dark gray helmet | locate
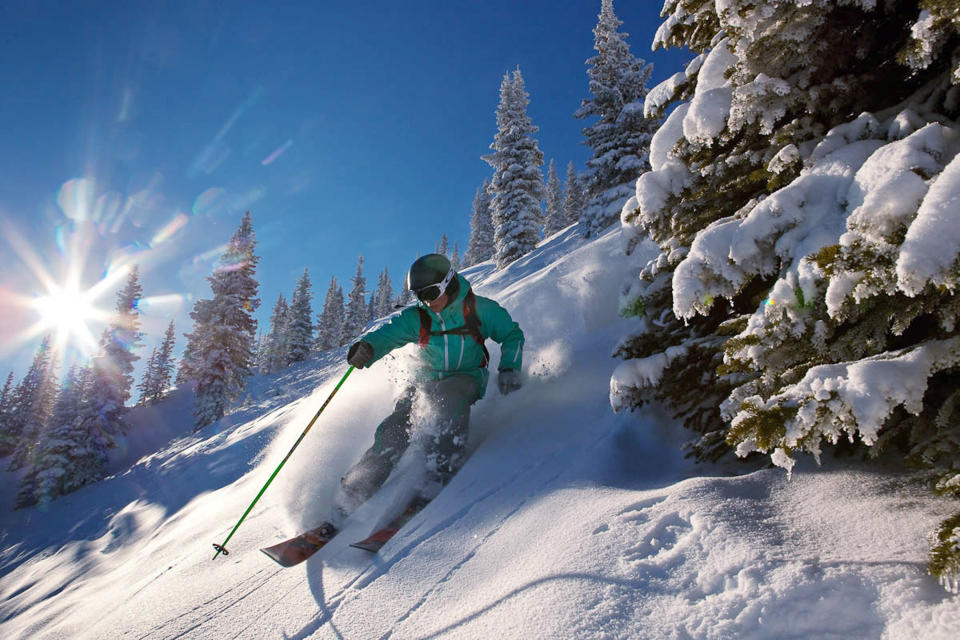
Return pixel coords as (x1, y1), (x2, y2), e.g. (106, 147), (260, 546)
(407, 254), (455, 302)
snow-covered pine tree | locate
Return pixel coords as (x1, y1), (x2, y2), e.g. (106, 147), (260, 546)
(86, 265), (144, 437)
(175, 329), (196, 387)
(315, 277), (346, 351)
(0, 371), (15, 455)
(260, 294), (290, 374)
(464, 179), (495, 267)
(613, 0), (960, 590)
(374, 267), (395, 319)
(186, 212), (261, 429)
(543, 159), (567, 237)
(286, 268), (314, 364)
(0, 371), (12, 410)
(451, 242), (461, 271)
(4, 337), (58, 469)
(437, 234), (449, 258)
(563, 161), (587, 227)
(575, 0), (657, 238)
(343, 256), (370, 343)
(110, 266), (143, 393)
(396, 285), (415, 308)
(136, 347), (158, 406)
(76, 266), (144, 454)
(484, 67), (544, 269)
(149, 320), (176, 401)
(18, 366), (104, 508)
(14, 365), (76, 508)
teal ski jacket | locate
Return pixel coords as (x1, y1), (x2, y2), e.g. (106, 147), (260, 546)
(360, 275), (524, 399)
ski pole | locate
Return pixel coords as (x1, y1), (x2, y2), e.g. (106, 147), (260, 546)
(212, 365), (355, 560)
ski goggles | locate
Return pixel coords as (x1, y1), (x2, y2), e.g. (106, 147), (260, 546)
(412, 266), (456, 302)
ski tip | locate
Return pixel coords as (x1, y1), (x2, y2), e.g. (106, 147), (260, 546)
(350, 540), (387, 553)
(260, 547), (300, 567)
(350, 527), (399, 553)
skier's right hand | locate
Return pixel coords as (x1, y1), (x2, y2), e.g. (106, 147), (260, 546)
(347, 341), (374, 368)
(497, 369), (522, 395)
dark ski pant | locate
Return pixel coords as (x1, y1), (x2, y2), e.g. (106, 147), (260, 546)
(335, 374), (480, 516)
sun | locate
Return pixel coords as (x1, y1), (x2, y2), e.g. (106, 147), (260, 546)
(31, 282), (105, 353)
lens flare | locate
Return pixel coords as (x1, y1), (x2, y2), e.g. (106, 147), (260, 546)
(193, 187), (226, 217)
(138, 293), (187, 312)
(261, 139), (294, 166)
(57, 178), (96, 222)
(151, 212), (189, 246)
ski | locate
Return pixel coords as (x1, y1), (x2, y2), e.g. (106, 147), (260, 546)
(350, 497), (429, 553)
(260, 522), (337, 567)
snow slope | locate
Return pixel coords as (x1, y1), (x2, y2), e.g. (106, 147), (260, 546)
(1, 225), (958, 639)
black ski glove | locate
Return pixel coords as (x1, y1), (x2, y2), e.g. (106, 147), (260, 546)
(347, 341), (374, 369)
(497, 369), (521, 395)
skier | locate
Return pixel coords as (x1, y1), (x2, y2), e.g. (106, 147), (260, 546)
(257, 253), (525, 565)
(336, 253), (524, 520)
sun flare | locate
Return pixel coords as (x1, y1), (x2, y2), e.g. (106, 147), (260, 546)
(32, 282), (105, 352)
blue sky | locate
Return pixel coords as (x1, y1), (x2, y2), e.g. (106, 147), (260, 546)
(0, 0), (689, 383)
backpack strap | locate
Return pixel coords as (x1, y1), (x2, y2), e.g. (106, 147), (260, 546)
(462, 290), (490, 367)
(417, 306), (432, 347)
(416, 289), (490, 368)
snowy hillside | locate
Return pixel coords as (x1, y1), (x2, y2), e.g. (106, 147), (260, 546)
(1, 226), (958, 639)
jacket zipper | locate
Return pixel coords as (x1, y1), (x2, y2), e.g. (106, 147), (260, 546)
(436, 313), (450, 372)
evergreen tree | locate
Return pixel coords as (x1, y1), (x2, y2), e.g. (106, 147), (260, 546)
(18, 366), (103, 508)
(185, 212), (261, 429)
(437, 234), (449, 257)
(374, 267), (395, 319)
(464, 179), (495, 266)
(575, 0), (657, 237)
(563, 161), (587, 227)
(344, 256), (370, 342)
(543, 159), (567, 237)
(451, 242), (461, 271)
(109, 267), (144, 397)
(175, 330), (196, 387)
(76, 266), (143, 455)
(315, 277), (346, 351)
(4, 337), (58, 469)
(0, 371), (15, 455)
(614, 0), (960, 590)
(484, 67), (544, 269)
(396, 285), (415, 308)
(261, 294), (289, 373)
(136, 347), (158, 406)
(253, 329), (266, 370)
(286, 268), (314, 364)
(150, 320), (177, 400)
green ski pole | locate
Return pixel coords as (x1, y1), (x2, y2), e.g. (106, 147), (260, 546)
(212, 365), (355, 560)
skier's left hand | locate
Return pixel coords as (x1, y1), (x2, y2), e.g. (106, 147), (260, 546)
(497, 369), (521, 395)
(347, 341), (374, 368)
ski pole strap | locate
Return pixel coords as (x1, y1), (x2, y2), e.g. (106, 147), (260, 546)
(211, 365), (355, 560)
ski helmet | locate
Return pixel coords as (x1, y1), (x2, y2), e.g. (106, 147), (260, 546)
(407, 253), (455, 302)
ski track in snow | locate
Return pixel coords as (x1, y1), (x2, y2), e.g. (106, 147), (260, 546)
(2, 224), (959, 639)
(129, 567), (282, 640)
